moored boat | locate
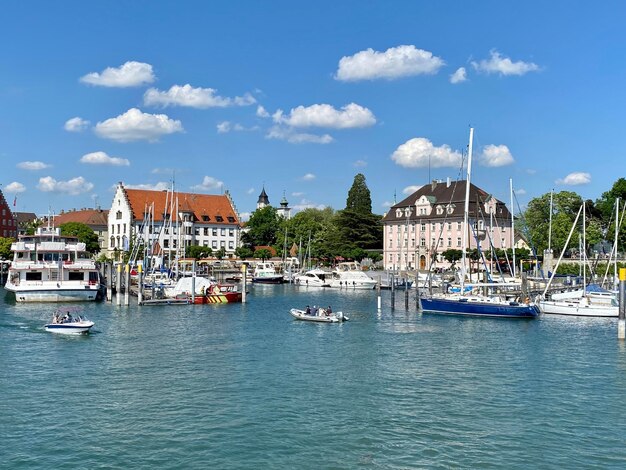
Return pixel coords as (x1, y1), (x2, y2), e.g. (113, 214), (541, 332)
(45, 309), (94, 334)
(327, 262), (377, 290)
(252, 262), (284, 284)
(293, 268), (331, 287)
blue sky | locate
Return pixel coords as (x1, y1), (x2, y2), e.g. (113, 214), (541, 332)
(2, 1), (625, 220)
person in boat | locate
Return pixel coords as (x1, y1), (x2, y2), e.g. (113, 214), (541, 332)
(327, 305), (332, 315)
(312, 305), (319, 316)
(305, 305), (311, 315)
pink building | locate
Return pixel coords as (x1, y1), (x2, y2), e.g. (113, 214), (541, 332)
(382, 179), (513, 271)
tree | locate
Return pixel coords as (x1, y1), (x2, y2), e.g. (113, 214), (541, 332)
(254, 248), (271, 261)
(235, 246), (254, 260)
(241, 206), (280, 248)
(59, 222), (100, 254)
(346, 173), (372, 215)
(0, 237), (13, 260)
(215, 247), (226, 260)
(186, 245), (211, 259)
(595, 178), (626, 251)
(442, 249), (463, 266)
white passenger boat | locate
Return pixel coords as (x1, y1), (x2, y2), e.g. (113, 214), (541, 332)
(293, 269), (331, 287)
(290, 308), (348, 323)
(4, 227), (103, 302)
(327, 262), (377, 290)
(45, 310), (94, 334)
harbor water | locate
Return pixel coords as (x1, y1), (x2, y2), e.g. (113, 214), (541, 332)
(2, 284), (626, 469)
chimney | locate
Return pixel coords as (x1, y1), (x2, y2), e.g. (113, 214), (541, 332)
(447, 177), (451, 188)
(431, 179), (437, 191)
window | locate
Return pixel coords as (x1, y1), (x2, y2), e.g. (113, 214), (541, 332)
(216, 216), (223, 222)
(195, 228), (200, 236)
(221, 228), (226, 236)
(123, 223), (126, 234)
(457, 222), (462, 230)
(502, 238), (506, 248)
(227, 216), (235, 223)
(228, 241), (234, 249)
(204, 228), (209, 236)
(116, 211), (122, 220)
(229, 229), (234, 237)
(212, 228), (217, 236)
(447, 223), (451, 230)
(421, 238), (426, 247)
(448, 237), (452, 247)
(421, 223), (426, 231)
(202, 215), (210, 222)
(457, 237), (462, 247)
(212, 241), (218, 249)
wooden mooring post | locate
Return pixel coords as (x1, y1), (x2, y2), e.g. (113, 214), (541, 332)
(116, 263), (122, 306)
(390, 273), (395, 310)
(137, 264), (144, 305)
(377, 275), (381, 311)
(241, 264), (247, 303)
(124, 264), (130, 306)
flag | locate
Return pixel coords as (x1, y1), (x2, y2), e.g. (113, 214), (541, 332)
(13, 196), (16, 207)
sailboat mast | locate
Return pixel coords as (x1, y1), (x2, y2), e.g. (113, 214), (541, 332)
(583, 200), (586, 289)
(461, 127), (474, 290)
(548, 189), (554, 252)
(615, 198), (620, 288)
(510, 178), (516, 278)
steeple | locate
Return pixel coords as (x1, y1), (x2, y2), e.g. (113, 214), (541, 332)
(257, 186), (270, 210)
(277, 191), (291, 220)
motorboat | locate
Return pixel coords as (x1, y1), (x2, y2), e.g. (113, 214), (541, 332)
(252, 262), (284, 284)
(327, 262), (377, 290)
(290, 307), (348, 323)
(4, 226), (103, 302)
(537, 295), (618, 317)
(293, 269), (331, 287)
(45, 310), (94, 334)
(162, 276), (242, 304)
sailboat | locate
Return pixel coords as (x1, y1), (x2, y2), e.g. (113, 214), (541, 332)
(537, 202), (618, 317)
(419, 128), (539, 319)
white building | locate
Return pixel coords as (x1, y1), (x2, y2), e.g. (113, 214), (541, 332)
(382, 179), (515, 271)
(108, 183), (241, 263)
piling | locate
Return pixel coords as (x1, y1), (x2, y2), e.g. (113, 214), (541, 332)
(404, 282), (409, 310)
(116, 263), (122, 306)
(137, 264), (144, 305)
(106, 261), (113, 302)
(124, 264), (130, 306)
(242, 264), (247, 303)
(619, 268), (625, 340)
(390, 273), (395, 310)
(191, 260), (196, 304)
(377, 275), (381, 311)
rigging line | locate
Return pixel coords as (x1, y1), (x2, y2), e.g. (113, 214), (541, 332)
(468, 218), (493, 282)
(474, 195), (506, 281)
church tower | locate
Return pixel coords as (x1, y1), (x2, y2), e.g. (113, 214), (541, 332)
(277, 191), (291, 220)
(257, 186), (270, 210)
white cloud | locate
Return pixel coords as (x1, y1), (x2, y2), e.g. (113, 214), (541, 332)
(151, 167), (177, 174)
(471, 50), (540, 76)
(37, 176), (94, 195)
(353, 159), (367, 168)
(526, 168), (537, 175)
(403, 185), (423, 195)
(17, 161), (51, 170)
(292, 199), (327, 211)
(80, 61), (155, 87)
(335, 45), (444, 81)
(382, 201), (394, 208)
(144, 84), (255, 108)
(217, 121), (251, 133)
(80, 151), (130, 166)
(391, 137), (462, 168)
(291, 192), (304, 197)
(273, 103), (375, 129)
(477, 144), (514, 167)
(5, 182), (26, 193)
(94, 108), (183, 142)
(191, 176), (224, 191)
(301, 173), (316, 181)
(267, 126), (333, 144)
(556, 172), (591, 186)
(124, 182), (171, 191)
(515, 188), (527, 195)
(450, 67), (467, 84)
(239, 212), (251, 222)
(256, 105), (270, 118)
(64, 117), (90, 132)
(217, 121), (232, 134)
(246, 187), (255, 195)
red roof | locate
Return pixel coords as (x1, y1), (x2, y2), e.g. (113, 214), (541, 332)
(123, 189), (239, 225)
(54, 209), (109, 227)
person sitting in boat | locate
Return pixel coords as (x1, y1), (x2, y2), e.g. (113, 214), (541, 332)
(312, 305), (319, 316)
(305, 305), (311, 315)
(327, 305), (332, 315)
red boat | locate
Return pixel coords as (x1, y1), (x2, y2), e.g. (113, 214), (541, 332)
(189, 283), (242, 304)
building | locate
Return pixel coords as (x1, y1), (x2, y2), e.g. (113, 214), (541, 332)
(108, 183), (242, 263)
(13, 212), (38, 236)
(277, 192), (291, 220)
(257, 187), (270, 210)
(382, 179), (513, 271)
(54, 208), (109, 255)
(0, 190), (18, 239)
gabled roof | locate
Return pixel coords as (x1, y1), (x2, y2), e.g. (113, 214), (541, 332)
(124, 188), (239, 225)
(54, 209), (109, 227)
(383, 179), (510, 222)
(13, 212), (38, 225)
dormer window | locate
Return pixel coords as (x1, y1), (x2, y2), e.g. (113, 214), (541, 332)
(436, 205), (444, 215)
(216, 216), (224, 222)
(202, 215), (210, 222)
(446, 205), (454, 214)
(227, 216), (235, 223)
(395, 209), (402, 217)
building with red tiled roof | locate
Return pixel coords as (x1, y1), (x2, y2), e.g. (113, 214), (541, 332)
(53, 208), (109, 254)
(0, 190), (18, 240)
(108, 182), (242, 263)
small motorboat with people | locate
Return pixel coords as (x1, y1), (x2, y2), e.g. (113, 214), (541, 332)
(45, 308), (94, 334)
(289, 305), (348, 323)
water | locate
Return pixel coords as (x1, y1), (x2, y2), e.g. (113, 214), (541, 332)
(2, 284), (626, 469)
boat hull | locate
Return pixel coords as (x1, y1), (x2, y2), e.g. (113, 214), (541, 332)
(252, 276), (284, 284)
(6, 285), (101, 303)
(45, 321), (94, 334)
(538, 300), (618, 317)
(191, 291), (243, 304)
(420, 297), (539, 318)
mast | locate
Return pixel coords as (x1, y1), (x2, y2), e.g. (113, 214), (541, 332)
(461, 127), (474, 291)
(548, 189), (554, 252)
(583, 200), (586, 290)
(614, 198), (620, 289)
(510, 178), (516, 278)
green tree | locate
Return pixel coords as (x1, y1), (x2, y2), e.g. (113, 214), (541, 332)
(215, 247), (226, 260)
(241, 206), (280, 248)
(59, 222), (100, 254)
(0, 237), (13, 260)
(254, 248), (271, 261)
(595, 178), (626, 251)
(442, 249), (463, 266)
(235, 246), (254, 260)
(186, 245), (211, 259)
(346, 173), (372, 215)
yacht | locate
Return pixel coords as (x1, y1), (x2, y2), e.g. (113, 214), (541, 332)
(294, 268), (331, 287)
(4, 227), (103, 302)
(328, 262), (377, 290)
(252, 262), (284, 284)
